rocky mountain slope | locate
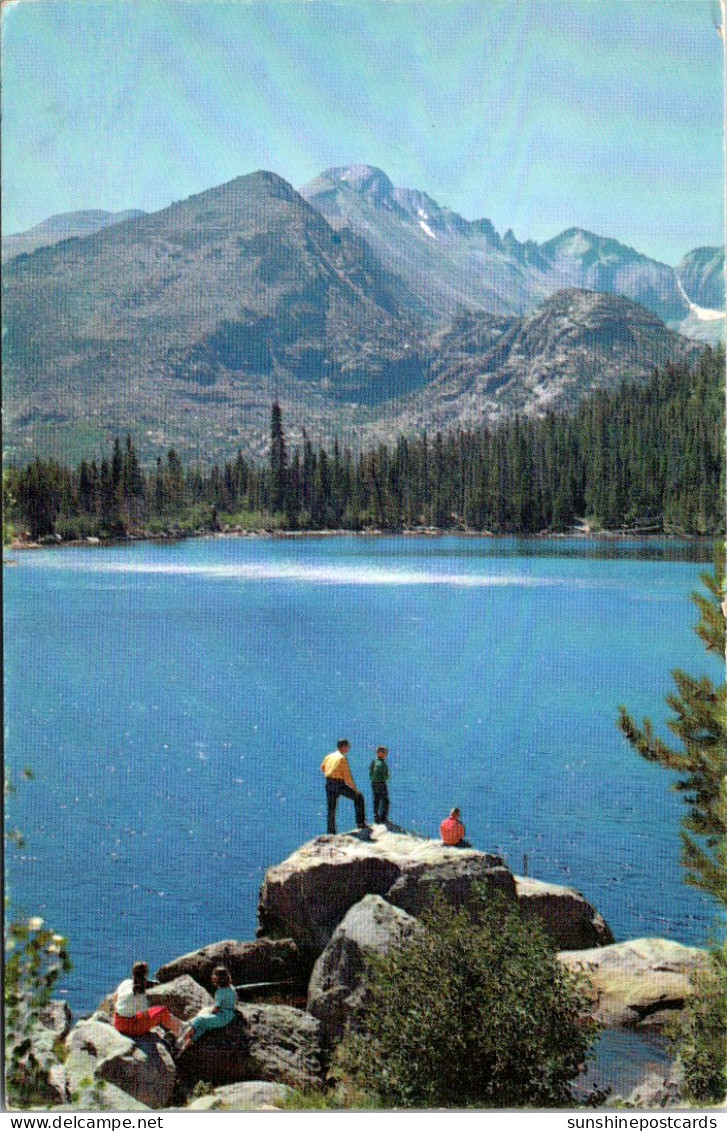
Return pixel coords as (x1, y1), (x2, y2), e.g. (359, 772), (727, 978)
(3, 171), (427, 463)
(676, 245), (725, 310)
(301, 165), (714, 332)
(1, 209), (146, 263)
(380, 289), (700, 439)
(1, 169), (708, 464)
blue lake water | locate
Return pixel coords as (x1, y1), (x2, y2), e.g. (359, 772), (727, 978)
(4, 535), (722, 1022)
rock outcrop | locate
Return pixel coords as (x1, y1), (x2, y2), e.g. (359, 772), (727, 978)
(187, 1080), (292, 1111)
(258, 827), (612, 961)
(52, 829), (704, 1113)
(307, 894), (422, 1043)
(239, 1004), (325, 1090)
(27, 1000), (75, 1104)
(625, 1062), (684, 1109)
(157, 938), (301, 993)
(558, 938), (710, 1029)
(258, 827), (515, 961)
(173, 1011), (249, 1088)
(39, 1001), (73, 1040)
(174, 1004), (324, 1091)
(95, 1034), (176, 1110)
(386, 855), (515, 918)
(515, 876), (614, 950)
(65, 1018), (176, 1109)
(64, 1018), (130, 1095)
(147, 975), (213, 1020)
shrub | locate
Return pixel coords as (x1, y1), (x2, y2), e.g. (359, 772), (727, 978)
(335, 891), (599, 1108)
(54, 513), (102, 541)
(5, 918), (71, 1108)
(218, 508), (282, 531)
(675, 944), (727, 1105)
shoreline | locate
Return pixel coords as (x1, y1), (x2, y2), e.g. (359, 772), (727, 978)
(4, 524), (718, 555)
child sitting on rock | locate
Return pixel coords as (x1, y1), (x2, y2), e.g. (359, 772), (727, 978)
(440, 807), (471, 847)
(178, 965), (238, 1051)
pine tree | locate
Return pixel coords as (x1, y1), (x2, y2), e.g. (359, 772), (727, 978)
(618, 544), (726, 907)
(154, 457), (165, 515)
(122, 435), (144, 523)
(111, 437), (124, 495)
(270, 401), (288, 515)
(165, 449), (184, 514)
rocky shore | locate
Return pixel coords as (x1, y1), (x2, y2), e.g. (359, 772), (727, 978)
(7, 523), (709, 556)
(37, 827), (708, 1112)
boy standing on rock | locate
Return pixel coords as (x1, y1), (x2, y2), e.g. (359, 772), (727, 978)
(321, 739), (367, 834)
(369, 745), (390, 824)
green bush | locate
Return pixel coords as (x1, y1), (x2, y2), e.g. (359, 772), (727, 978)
(219, 508), (285, 531)
(5, 918), (71, 1108)
(675, 944), (727, 1105)
(335, 891), (599, 1108)
(54, 513), (103, 541)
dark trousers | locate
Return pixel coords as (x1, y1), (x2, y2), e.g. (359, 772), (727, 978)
(326, 778), (366, 833)
(372, 782), (390, 823)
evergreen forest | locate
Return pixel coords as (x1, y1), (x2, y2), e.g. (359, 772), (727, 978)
(4, 346), (724, 543)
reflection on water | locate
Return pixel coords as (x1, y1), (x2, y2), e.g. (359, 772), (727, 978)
(577, 1028), (672, 1102)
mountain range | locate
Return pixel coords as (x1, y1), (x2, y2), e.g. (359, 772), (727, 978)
(2, 166), (721, 465)
(301, 165), (724, 331)
(1, 209), (146, 263)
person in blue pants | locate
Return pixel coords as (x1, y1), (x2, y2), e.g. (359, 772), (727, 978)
(178, 966), (237, 1050)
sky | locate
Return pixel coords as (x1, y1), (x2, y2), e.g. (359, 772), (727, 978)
(1, 0), (724, 265)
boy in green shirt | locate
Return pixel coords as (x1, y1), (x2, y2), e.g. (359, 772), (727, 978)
(369, 745), (390, 824)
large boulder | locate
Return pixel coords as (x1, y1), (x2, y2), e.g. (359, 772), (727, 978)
(68, 1082), (153, 1111)
(64, 1018), (133, 1093)
(515, 876), (614, 950)
(157, 938), (301, 993)
(241, 1004), (325, 1090)
(558, 938), (710, 1029)
(188, 1080), (293, 1111)
(95, 1034), (176, 1110)
(307, 894), (422, 1044)
(174, 1004), (324, 1091)
(64, 1017), (176, 1109)
(27, 1000), (75, 1102)
(174, 1011), (248, 1089)
(386, 856), (515, 918)
(39, 1000), (73, 1040)
(147, 975), (213, 1020)
(625, 1063), (684, 1108)
(258, 827), (512, 962)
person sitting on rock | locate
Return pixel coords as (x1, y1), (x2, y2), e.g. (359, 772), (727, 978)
(440, 807), (471, 848)
(369, 745), (390, 824)
(321, 738), (367, 834)
(113, 961), (184, 1039)
(177, 965), (238, 1051)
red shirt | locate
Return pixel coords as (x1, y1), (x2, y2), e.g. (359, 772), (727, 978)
(440, 816), (466, 845)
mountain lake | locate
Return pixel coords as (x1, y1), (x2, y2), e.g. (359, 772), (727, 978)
(4, 533), (722, 1093)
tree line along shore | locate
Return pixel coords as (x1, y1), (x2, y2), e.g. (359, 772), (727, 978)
(3, 347), (724, 546)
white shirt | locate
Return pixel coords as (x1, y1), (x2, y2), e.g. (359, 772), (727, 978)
(115, 977), (148, 1017)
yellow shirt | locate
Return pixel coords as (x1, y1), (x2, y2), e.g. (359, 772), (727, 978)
(321, 751), (356, 791)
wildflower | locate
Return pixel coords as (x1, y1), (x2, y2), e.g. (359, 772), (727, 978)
(26, 917), (44, 931)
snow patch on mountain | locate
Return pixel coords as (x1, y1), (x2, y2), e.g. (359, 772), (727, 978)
(676, 278), (724, 322)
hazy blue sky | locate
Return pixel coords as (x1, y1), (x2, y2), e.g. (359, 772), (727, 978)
(2, 0), (724, 263)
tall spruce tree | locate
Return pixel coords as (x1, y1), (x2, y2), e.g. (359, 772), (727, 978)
(618, 544), (726, 907)
(270, 401), (288, 515)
